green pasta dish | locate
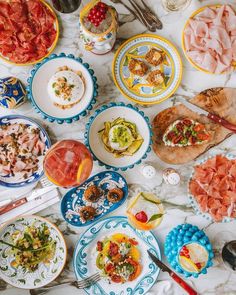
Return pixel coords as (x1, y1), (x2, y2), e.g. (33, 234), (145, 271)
(10, 224), (56, 272)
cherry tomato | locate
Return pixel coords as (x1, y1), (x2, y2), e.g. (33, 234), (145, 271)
(128, 238), (138, 246)
(173, 135), (183, 144)
(183, 119), (192, 126)
(105, 263), (115, 274)
(193, 124), (204, 132)
(195, 262), (202, 269)
(197, 132), (209, 141)
(190, 136), (197, 144)
(108, 242), (119, 257)
(167, 131), (176, 141)
(97, 241), (103, 252)
(135, 211), (148, 223)
(111, 274), (122, 283)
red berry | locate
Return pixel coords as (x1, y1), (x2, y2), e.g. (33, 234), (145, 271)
(96, 11), (101, 17)
(185, 254), (190, 258)
(94, 22), (100, 27)
(135, 211), (148, 223)
(99, 2), (107, 8)
(195, 262), (202, 269)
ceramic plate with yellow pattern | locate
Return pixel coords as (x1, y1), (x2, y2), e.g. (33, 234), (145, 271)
(112, 34), (182, 105)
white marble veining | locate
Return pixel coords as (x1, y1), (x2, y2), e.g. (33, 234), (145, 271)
(0, 0), (236, 294)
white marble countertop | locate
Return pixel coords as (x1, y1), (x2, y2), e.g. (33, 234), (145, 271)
(0, 0), (236, 294)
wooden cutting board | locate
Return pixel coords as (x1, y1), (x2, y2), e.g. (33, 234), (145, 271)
(152, 87), (236, 164)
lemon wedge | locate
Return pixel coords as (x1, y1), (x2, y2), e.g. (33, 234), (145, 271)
(179, 256), (199, 273)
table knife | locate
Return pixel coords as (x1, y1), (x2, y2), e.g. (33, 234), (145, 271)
(0, 186), (56, 215)
(147, 250), (198, 295)
(176, 97), (236, 133)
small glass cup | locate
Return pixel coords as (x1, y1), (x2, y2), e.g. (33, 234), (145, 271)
(52, 0), (81, 13)
(161, 0), (191, 12)
(126, 192), (164, 231)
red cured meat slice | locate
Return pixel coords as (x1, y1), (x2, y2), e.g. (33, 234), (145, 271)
(191, 155), (236, 221)
(0, 0), (57, 64)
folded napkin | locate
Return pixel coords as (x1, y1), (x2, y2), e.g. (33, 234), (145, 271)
(0, 188), (60, 225)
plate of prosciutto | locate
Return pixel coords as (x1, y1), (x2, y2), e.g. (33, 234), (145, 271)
(189, 154), (236, 222)
(0, 115), (50, 188)
(182, 4), (236, 74)
(0, 0), (59, 66)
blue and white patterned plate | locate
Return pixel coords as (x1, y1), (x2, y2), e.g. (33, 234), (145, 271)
(0, 215), (67, 289)
(27, 53), (98, 124)
(188, 153), (236, 223)
(61, 171), (128, 227)
(112, 34), (182, 105)
(0, 115), (50, 188)
(73, 216), (161, 295)
(85, 102), (152, 171)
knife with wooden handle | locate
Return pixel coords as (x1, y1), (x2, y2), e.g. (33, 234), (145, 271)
(176, 97), (236, 133)
(0, 186), (56, 215)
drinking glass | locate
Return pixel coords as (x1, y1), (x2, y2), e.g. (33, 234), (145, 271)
(162, 0), (191, 12)
(52, 0), (81, 13)
(43, 140), (93, 188)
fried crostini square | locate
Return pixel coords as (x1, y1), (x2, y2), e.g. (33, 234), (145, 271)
(128, 58), (148, 76)
(145, 48), (163, 66)
(147, 70), (164, 86)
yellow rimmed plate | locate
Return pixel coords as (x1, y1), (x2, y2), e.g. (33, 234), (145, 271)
(0, 0), (59, 66)
(182, 4), (236, 75)
(112, 34), (182, 105)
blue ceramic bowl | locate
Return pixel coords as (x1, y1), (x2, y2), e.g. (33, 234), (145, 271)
(164, 223), (214, 278)
(0, 77), (26, 109)
(27, 53), (98, 124)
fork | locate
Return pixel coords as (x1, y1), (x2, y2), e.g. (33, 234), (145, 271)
(111, 0), (156, 32)
(128, 0), (162, 30)
(30, 273), (101, 295)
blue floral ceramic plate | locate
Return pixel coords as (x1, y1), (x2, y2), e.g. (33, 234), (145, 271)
(85, 102), (152, 170)
(61, 171), (128, 227)
(0, 115), (50, 188)
(0, 215), (67, 289)
(73, 216), (161, 295)
(112, 34), (182, 105)
(27, 53), (98, 124)
(188, 153), (236, 223)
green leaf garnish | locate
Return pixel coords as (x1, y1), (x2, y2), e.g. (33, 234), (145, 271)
(148, 214), (163, 223)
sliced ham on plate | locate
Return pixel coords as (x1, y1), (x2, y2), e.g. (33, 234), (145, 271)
(183, 5), (236, 73)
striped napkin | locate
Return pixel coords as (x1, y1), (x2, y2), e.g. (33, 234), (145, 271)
(0, 188), (60, 225)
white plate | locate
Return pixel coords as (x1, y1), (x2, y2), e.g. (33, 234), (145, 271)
(0, 215), (67, 289)
(27, 53), (98, 123)
(85, 103), (152, 170)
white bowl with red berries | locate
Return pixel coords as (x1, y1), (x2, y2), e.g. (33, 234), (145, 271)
(79, 0), (118, 54)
